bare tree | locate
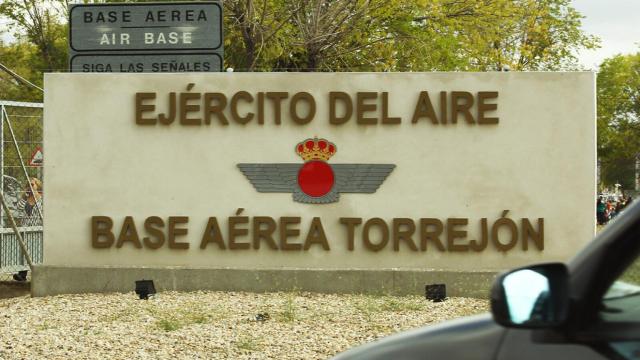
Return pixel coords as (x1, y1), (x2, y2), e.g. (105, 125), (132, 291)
(290, 0), (378, 71)
(226, 0), (297, 71)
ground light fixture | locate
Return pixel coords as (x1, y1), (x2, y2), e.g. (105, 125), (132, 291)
(12, 270), (28, 282)
(425, 284), (447, 302)
(135, 280), (156, 300)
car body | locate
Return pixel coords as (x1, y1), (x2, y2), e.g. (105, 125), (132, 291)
(333, 201), (640, 360)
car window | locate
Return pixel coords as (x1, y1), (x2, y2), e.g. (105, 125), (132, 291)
(603, 260), (640, 303)
(602, 258), (640, 359)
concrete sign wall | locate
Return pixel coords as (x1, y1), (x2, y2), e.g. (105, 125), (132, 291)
(40, 72), (596, 296)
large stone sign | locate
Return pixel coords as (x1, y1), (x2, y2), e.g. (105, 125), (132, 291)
(36, 72), (596, 297)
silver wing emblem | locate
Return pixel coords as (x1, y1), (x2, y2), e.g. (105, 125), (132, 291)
(237, 163), (395, 204)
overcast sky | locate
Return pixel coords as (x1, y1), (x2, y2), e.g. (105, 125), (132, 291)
(1, 1), (639, 70)
(573, 0), (640, 69)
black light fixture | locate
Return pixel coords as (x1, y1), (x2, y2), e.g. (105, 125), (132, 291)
(12, 270), (28, 282)
(425, 283), (446, 302)
(135, 279), (156, 300)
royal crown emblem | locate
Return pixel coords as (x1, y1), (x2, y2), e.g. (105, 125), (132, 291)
(295, 137), (336, 161)
(238, 137), (395, 204)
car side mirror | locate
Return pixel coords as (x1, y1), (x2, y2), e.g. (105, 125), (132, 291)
(491, 263), (569, 329)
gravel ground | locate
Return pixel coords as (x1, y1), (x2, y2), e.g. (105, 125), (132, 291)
(0, 291), (488, 360)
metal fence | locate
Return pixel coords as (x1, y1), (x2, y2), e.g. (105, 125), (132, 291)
(0, 101), (43, 282)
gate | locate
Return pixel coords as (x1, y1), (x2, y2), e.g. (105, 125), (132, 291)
(0, 101), (43, 281)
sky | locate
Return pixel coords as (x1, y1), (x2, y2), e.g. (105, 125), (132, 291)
(1, 1), (639, 70)
(573, 0), (640, 69)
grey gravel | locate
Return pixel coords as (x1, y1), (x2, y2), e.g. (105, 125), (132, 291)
(0, 291), (488, 359)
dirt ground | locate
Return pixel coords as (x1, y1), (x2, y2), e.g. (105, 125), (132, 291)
(0, 291), (488, 359)
(0, 281), (29, 299)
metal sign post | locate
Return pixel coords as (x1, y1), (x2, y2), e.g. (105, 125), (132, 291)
(635, 154), (640, 191)
(0, 189), (33, 269)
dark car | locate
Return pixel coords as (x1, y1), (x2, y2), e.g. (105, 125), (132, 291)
(333, 200), (640, 360)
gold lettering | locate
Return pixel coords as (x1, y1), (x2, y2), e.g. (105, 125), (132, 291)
(168, 216), (189, 249)
(329, 92), (353, 125)
(135, 92), (156, 125)
(91, 216), (114, 248)
(478, 91), (499, 124)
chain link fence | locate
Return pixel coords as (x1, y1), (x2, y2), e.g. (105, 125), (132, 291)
(0, 101), (43, 283)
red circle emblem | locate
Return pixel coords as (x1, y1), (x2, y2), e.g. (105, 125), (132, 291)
(297, 161), (334, 197)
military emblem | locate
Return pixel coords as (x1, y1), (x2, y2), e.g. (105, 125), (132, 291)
(238, 137), (395, 204)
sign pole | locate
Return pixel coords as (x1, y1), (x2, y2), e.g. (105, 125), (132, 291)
(0, 188), (33, 269)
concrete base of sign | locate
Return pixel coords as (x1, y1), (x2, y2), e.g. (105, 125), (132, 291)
(31, 265), (497, 298)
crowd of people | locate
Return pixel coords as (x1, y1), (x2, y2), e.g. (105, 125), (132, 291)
(596, 195), (633, 225)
